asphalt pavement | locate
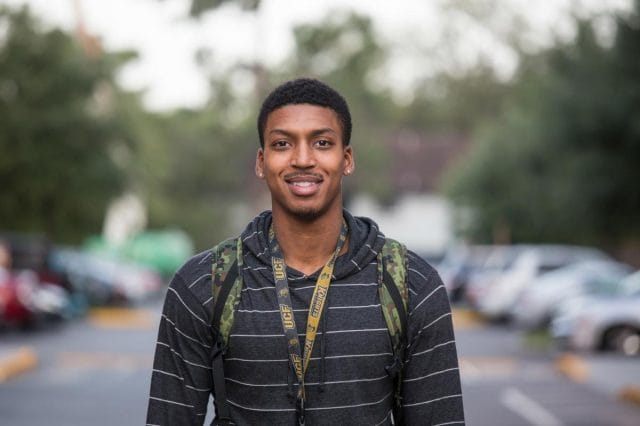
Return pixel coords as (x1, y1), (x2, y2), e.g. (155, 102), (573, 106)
(0, 302), (639, 425)
(454, 309), (640, 425)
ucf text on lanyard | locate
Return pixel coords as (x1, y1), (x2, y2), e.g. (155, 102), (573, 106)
(269, 220), (348, 425)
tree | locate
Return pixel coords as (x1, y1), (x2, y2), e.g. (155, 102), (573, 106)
(0, 6), (134, 243)
(187, 0), (259, 16)
(273, 12), (399, 201)
(445, 2), (640, 250)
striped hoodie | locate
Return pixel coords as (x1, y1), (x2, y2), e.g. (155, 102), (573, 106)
(147, 210), (464, 425)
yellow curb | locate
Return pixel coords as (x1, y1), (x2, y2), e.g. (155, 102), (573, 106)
(452, 308), (484, 330)
(88, 307), (156, 330)
(0, 346), (39, 382)
(617, 386), (640, 406)
(555, 352), (589, 383)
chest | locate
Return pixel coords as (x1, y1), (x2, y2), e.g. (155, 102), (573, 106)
(224, 271), (394, 384)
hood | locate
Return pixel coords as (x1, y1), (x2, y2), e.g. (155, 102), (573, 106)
(240, 210), (385, 281)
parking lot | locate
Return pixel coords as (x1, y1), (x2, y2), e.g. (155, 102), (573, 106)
(454, 309), (640, 425)
(1, 302), (639, 425)
(2, 239), (639, 425)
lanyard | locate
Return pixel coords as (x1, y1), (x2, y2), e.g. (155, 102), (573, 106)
(269, 220), (348, 424)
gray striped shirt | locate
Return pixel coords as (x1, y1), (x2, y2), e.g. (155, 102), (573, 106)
(147, 211), (464, 425)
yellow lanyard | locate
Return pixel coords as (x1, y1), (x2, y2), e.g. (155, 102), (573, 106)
(269, 221), (348, 422)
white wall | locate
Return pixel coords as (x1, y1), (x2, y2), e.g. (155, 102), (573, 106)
(348, 193), (454, 256)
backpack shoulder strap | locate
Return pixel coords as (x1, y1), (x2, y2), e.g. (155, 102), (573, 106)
(377, 237), (409, 424)
(377, 237), (409, 348)
(211, 237), (243, 425)
(212, 236), (244, 350)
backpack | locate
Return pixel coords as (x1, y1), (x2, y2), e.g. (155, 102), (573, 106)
(210, 236), (409, 425)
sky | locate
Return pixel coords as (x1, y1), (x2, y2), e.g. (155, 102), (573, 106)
(3, 0), (631, 111)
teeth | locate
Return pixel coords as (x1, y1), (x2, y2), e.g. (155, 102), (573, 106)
(292, 182), (315, 187)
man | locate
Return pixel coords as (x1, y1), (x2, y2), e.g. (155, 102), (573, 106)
(146, 78), (464, 425)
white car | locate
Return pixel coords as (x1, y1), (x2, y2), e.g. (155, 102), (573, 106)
(477, 245), (608, 321)
(511, 260), (632, 329)
(464, 245), (522, 308)
(552, 270), (640, 355)
(437, 244), (497, 302)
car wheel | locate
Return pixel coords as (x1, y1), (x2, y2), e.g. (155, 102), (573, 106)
(603, 326), (640, 356)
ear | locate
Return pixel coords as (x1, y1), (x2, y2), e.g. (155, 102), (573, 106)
(343, 146), (355, 176)
(255, 148), (265, 178)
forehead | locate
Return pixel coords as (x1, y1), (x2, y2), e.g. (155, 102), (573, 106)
(265, 104), (341, 136)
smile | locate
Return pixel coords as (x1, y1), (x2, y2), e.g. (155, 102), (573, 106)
(291, 181), (316, 187)
(284, 174), (322, 196)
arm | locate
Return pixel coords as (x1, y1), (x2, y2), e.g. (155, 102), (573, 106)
(146, 271), (215, 426)
(401, 252), (465, 425)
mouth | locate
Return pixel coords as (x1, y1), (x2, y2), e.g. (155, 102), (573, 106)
(284, 173), (323, 196)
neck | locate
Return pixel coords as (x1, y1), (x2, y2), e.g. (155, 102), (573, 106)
(271, 209), (346, 275)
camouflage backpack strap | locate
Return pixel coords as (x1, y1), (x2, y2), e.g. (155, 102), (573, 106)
(212, 236), (244, 350)
(377, 237), (408, 424)
(377, 237), (409, 350)
(211, 237), (243, 425)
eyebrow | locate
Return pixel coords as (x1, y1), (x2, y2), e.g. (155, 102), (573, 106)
(268, 128), (337, 138)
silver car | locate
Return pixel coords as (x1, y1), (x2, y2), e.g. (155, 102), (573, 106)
(552, 270), (640, 355)
(511, 260), (632, 330)
(477, 245), (608, 321)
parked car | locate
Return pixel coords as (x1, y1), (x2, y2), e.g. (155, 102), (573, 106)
(511, 260), (632, 329)
(0, 235), (75, 328)
(477, 245), (608, 321)
(552, 270), (640, 355)
(464, 245), (523, 308)
(0, 269), (72, 328)
(437, 244), (497, 302)
(52, 249), (163, 305)
(0, 269), (34, 328)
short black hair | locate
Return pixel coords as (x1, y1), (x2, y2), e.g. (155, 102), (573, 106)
(257, 78), (352, 147)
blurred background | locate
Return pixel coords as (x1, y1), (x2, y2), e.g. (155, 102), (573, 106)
(0, 0), (639, 425)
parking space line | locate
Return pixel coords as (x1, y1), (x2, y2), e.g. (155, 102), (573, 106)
(554, 352), (588, 383)
(88, 307), (157, 330)
(459, 356), (517, 380)
(618, 386), (640, 406)
(451, 308), (484, 330)
(56, 351), (153, 370)
(0, 346), (38, 382)
(500, 386), (564, 426)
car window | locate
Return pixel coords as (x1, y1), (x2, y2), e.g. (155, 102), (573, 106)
(584, 278), (619, 295)
(621, 272), (640, 296)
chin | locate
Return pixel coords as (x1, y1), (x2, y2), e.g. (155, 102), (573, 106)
(287, 206), (325, 221)
(279, 200), (337, 222)
(274, 193), (343, 222)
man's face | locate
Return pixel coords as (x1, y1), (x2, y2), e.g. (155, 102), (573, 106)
(256, 103), (354, 221)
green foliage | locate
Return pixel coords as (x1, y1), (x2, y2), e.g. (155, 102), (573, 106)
(140, 95), (258, 249)
(407, 64), (512, 134)
(173, 0), (260, 17)
(0, 6), (130, 243)
(445, 4), (640, 245)
(275, 12), (397, 201)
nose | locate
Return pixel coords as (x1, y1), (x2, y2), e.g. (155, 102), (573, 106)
(290, 143), (316, 169)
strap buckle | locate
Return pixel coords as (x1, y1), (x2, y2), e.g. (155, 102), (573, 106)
(385, 353), (403, 378)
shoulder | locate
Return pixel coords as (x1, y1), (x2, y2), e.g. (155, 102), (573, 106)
(404, 249), (450, 314)
(169, 249), (215, 308)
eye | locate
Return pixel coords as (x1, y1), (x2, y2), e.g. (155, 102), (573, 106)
(271, 140), (290, 150)
(315, 139), (333, 149)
